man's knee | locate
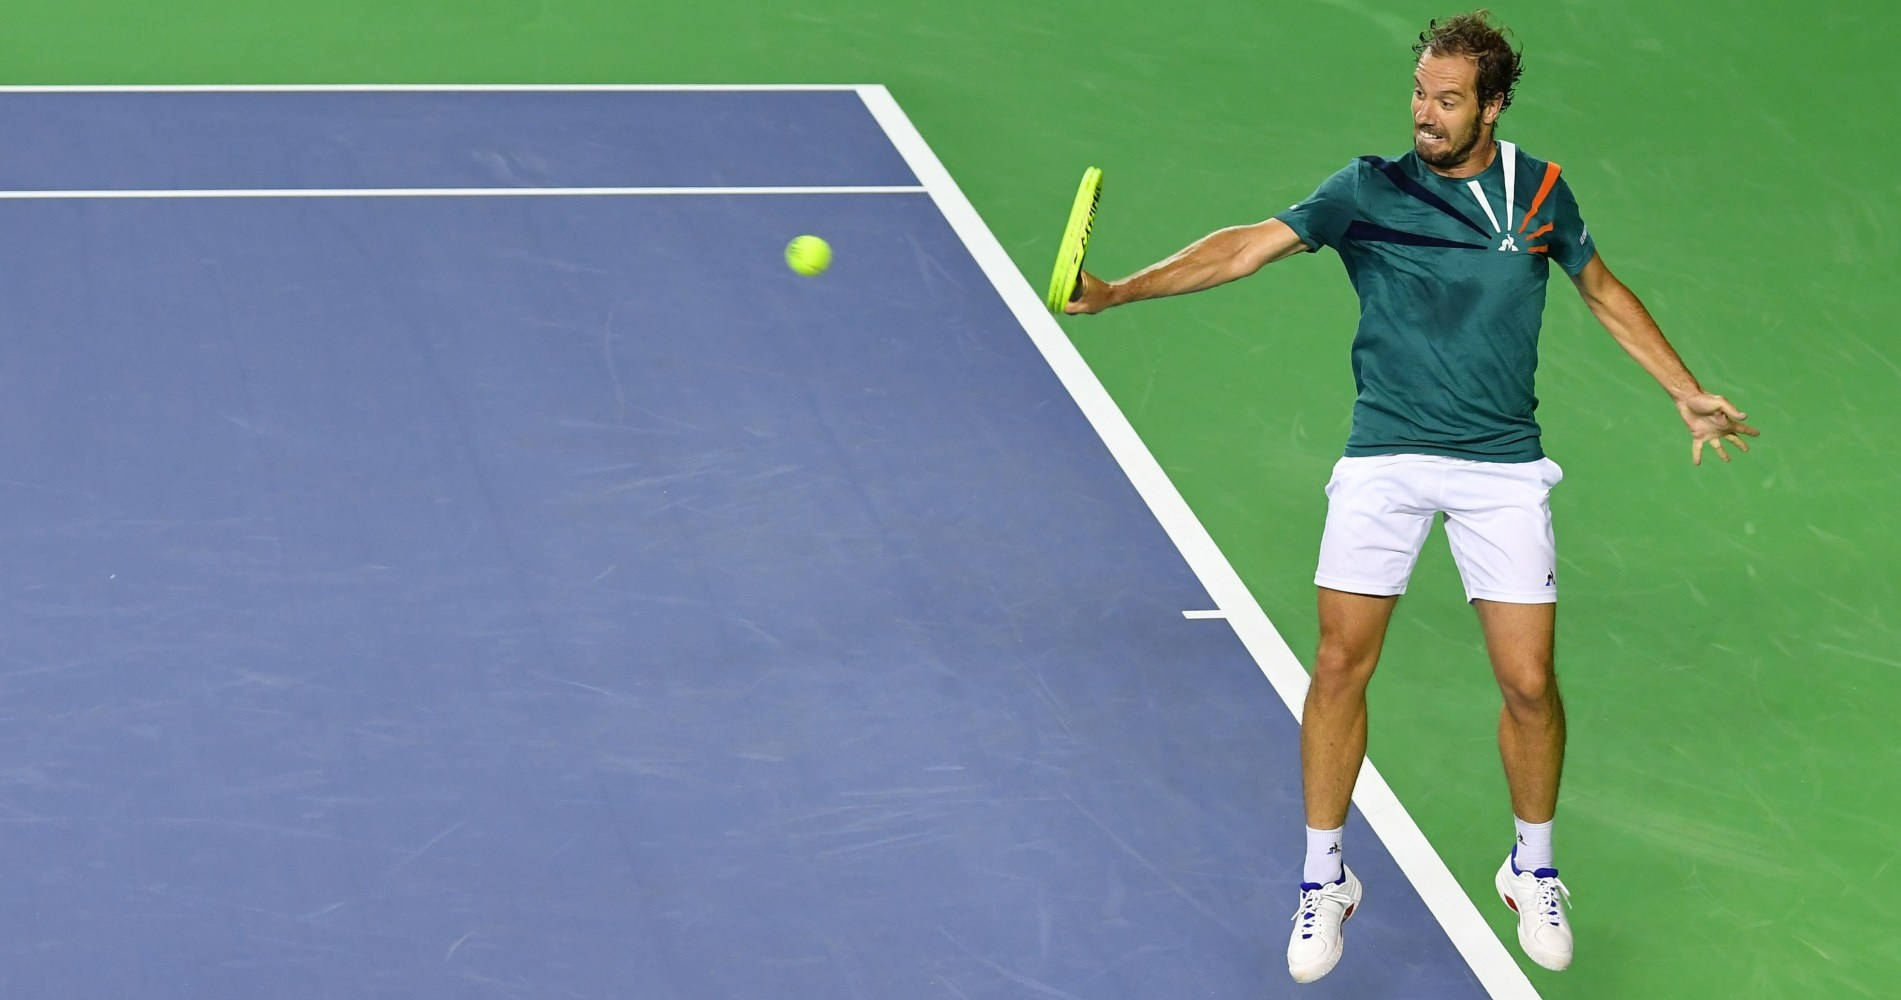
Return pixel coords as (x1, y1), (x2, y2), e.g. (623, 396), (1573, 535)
(1311, 636), (1381, 694)
(1497, 663), (1560, 718)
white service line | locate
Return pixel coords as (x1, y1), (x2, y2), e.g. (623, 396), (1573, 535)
(1181, 610), (1228, 620)
(854, 82), (1538, 1000)
(0, 186), (926, 200)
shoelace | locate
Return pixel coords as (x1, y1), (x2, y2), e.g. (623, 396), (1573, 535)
(1292, 882), (1356, 936)
(1529, 874), (1571, 925)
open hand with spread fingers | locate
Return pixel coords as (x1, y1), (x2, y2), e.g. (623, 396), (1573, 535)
(1676, 392), (1760, 465)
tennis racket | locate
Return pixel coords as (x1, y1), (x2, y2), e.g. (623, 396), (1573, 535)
(1044, 166), (1103, 313)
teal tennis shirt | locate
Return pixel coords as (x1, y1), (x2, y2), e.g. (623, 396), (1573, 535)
(1276, 140), (1596, 462)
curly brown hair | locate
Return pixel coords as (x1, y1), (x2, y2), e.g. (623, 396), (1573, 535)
(1413, 10), (1524, 116)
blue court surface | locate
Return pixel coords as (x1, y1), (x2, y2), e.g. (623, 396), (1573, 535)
(0, 88), (1528, 998)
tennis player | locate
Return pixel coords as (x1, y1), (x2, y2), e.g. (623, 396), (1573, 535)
(1064, 9), (1758, 983)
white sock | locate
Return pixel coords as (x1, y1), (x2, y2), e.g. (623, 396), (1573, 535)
(1513, 816), (1555, 872)
(1303, 825), (1345, 885)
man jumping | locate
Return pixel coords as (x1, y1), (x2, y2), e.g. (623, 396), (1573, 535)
(1063, 8), (1759, 983)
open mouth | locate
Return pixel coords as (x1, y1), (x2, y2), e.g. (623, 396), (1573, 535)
(1417, 129), (1445, 143)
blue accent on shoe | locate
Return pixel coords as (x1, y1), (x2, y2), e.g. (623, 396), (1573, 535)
(1509, 845), (1560, 879)
(1299, 882), (1325, 891)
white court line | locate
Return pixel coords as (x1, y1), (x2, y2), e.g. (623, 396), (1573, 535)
(1181, 610), (1228, 620)
(855, 83), (1539, 1000)
(0, 186), (926, 200)
(0, 87), (920, 201)
(0, 84), (870, 93)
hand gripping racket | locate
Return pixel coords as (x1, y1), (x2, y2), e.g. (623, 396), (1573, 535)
(1044, 166), (1102, 313)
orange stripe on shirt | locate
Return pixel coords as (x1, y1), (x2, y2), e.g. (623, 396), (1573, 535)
(1519, 162), (1562, 232)
(1526, 222), (1555, 240)
(1527, 245), (1550, 253)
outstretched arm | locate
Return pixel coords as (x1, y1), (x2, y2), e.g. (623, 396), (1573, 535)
(1065, 218), (1309, 315)
(1569, 253), (1760, 465)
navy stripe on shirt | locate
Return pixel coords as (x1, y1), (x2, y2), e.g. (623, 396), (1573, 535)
(1358, 155), (1491, 238)
(1342, 220), (1489, 250)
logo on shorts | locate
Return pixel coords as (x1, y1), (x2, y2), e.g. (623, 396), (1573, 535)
(1545, 571), (1555, 587)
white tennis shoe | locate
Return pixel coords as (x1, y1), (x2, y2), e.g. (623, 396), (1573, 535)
(1495, 851), (1573, 971)
(1287, 866), (1361, 983)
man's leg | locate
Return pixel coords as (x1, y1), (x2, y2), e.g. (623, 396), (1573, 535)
(1474, 597), (1573, 971)
(1472, 599), (1562, 825)
(1287, 586), (1399, 984)
(1301, 587), (1402, 831)
(1439, 457), (1567, 851)
(1294, 455), (1433, 983)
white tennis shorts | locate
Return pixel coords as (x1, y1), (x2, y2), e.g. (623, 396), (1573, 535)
(1314, 453), (1564, 604)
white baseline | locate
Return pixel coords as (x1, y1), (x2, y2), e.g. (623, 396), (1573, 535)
(0, 186), (925, 200)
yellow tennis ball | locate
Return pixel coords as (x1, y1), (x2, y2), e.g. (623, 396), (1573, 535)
(785, 235), (831, 276)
